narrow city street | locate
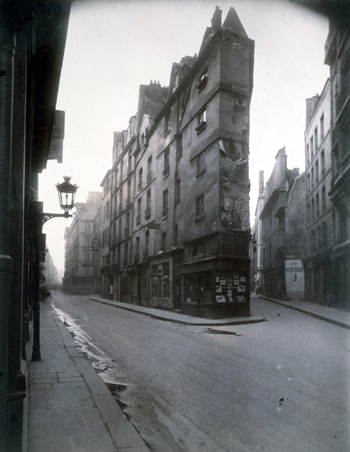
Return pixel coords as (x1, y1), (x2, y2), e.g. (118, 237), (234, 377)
(51, 292), (349, 452)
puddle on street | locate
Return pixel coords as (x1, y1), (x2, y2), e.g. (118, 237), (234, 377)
(204, 328), (243, 336)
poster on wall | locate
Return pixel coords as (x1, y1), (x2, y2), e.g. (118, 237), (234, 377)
(216, 295), (226, 303)
(237, 285), (246, 293)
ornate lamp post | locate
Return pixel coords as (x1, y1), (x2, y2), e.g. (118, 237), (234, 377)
(30, 177), (78, 361)
(41, 176), (78, 224)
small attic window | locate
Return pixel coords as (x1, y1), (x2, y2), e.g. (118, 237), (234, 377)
(196, 68), (208, 92)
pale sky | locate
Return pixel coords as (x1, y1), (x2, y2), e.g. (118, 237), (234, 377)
(40, 0), (329, 277)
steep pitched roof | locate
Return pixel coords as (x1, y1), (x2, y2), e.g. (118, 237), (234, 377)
(222, 7), (248, 38)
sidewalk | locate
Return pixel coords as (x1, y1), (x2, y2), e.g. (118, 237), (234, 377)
(90, 294), (350, 330)
(26, 295), (349, 452)
(258, 295), (350, 330)
(26, 300), (150, 452)
(89, 296), (265, 325)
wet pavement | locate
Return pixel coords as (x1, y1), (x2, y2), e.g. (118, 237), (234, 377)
(25, 293), (350, 451)
(26, 300), (150, 452)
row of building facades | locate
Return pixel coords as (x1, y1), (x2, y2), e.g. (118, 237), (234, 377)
(0, 1), (71, 449)
(64, 7), (350, 313)
(63, 7), (254, 319)
(251, 14), (349, 311)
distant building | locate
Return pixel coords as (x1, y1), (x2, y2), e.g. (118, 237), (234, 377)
(42, 249), (59, 289)
(259, 148), (306, 300)
(325, 18), (350, 309)
(92, 204), (103, 295)
(304, 79), (333, 304)
(63, 192), (102, 294)
(101, 7), (254, 318)
(250, 171), (266, 293)
(100, 170), (112, 298)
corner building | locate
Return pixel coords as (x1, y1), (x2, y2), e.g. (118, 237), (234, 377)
(110, 7), (254, 318)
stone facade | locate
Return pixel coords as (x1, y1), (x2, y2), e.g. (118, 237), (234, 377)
(0, 1), (71, 448)
(64, 192), (102, 294)
(97, 7), (254, 318)
(304, 79), (333, 304)
(259, 148), (307, 300)
(325, 18), (350, 310)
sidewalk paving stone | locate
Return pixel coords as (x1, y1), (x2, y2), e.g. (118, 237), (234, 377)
(26, 301), (150, 452)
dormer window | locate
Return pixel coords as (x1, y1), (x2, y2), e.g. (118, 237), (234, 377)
(197, 69), (208, 91)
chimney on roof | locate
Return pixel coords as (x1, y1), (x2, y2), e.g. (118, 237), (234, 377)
(211, 6), (222, 33)
(305, 94), (320, 128)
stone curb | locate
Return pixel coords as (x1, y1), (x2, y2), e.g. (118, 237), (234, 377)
(50, 305), (151, 452)
(260, 296), (350, 330)
(89, 297), (265, 326)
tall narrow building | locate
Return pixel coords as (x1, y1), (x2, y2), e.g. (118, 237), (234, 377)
(101, 7), (254, 318)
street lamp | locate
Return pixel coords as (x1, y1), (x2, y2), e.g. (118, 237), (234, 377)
(30, 176), (78, 361)
(41, 176), (79, 224)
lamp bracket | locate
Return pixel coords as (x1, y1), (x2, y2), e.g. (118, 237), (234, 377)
(41, 212), (72, 225)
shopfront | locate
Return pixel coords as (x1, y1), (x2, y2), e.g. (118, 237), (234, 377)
(181, 258), (250, 318)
